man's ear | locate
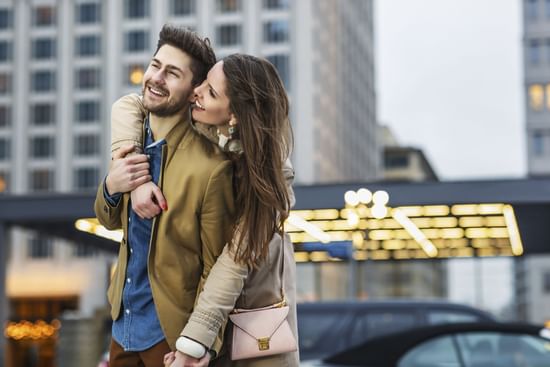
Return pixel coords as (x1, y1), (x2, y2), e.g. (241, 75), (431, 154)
(229, 113), (238, 126)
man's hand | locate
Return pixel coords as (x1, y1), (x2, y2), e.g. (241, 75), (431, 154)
(169, 350), (211, 367)
(131, 181), (167, 219)
(106, 144), (151, 195)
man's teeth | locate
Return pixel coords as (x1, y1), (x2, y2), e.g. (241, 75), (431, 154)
(149, 87), (167, 96)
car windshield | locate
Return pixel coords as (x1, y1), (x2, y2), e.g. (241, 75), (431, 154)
(398, 331), (550, 367)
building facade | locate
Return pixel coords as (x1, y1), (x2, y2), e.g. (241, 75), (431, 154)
(518, 0), (550, 324)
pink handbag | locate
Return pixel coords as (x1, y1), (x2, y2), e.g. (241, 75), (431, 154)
(228, 243), (297, 360)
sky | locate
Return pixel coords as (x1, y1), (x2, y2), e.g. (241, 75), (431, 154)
(375, 0), (525, 181)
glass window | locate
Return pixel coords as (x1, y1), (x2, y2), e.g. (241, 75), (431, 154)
(266, 54), (290, 90)
(263, 0), (289, 9)
(427, 311), (481, 324)
(75, 100), (100, 123)
(543, 272), (550, 292)
(29, 169), (55, 191)
(385, 154), (409, 168)
(0, 41), (11, 62)
(125, 30), (149, 52)
(527, 0), (539, 20)
(29, 136), (55, 158)
(32, 71), (55, 92)
(216, 0), (241, 12)
(28, 235), (53, 258)
(529, 39), (541, 65)
(533, 131), (544, 156)
(0, 9), (13, 29)
(0, 138), (10, 160)
(216, 24), (242, 47)
(529, 84), (544, 111)
(263, 21), (289, 43)
(125, 0), (150, 19)
(0, 73), (10, 94)
(74, 134), (99, 156)
(125, 63), (146, 86)
(73, 243), (98, 257)
(76, 2), (101, 24)
(0, 171), (8, 193)
(74, 167), (99, 190)
(0, 105), (10, 127)
(398, 335), (460, 367)
(75, 68), (100, 89)
(31, 103), (56, 126)
(76, 35), (101, 57)
(32, 6), (56, 27)
(32, 38), (56, 60)
(172, 0), (196, 15)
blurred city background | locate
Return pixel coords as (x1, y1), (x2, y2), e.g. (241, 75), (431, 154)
(0, 0), (548, 366)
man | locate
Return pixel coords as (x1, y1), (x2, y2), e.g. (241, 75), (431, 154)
(94, 24), (235, 367)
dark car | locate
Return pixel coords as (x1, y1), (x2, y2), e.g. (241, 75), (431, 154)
(297, 300), (496, 360)
(302, 322), (550, 367)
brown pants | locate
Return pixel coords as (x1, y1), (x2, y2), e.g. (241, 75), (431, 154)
(109, 339), (172, 367)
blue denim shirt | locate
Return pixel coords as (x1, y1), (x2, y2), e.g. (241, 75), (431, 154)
(105, 118), (166, 351)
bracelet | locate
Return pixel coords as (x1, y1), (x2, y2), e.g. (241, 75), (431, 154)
(175, 336), (207, 359)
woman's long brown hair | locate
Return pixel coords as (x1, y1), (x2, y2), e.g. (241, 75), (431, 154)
(222, 54), (293, 267)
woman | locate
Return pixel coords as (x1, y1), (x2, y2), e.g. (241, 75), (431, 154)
(111, 54), (299, 367)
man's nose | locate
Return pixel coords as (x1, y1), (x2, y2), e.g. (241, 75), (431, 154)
(151, 69), (165, 84)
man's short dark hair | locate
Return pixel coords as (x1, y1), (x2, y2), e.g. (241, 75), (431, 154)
(155, 24), (216, 86)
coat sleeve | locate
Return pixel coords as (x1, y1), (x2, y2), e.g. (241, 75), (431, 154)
(182, 160), (297, 354)
(94, 179), (123, 230)
(111, 93), (146, 155)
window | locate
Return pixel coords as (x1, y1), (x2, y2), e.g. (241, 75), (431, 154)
(74, 243), (98, 257)
(0, 73), (11, 94)
(32, 38), (56, 60)
(30, 136), (55, 158)
(31, 103), (56, 126)
(32, 71), (56, 92)
(533, 131), (544, 156)
(29, 169), (55, 191)
(527, 0), (539, 20)
(0, 138), (9, 160)
(125, 30), (149, 52)
(216, 24), (242, 47)
(216, 0), (241, 12)
(0, 105), (10, 127)
(74, 134), (99, 156)
(74, 167), (99, 190)
(398, 335), (460, 367)
(125, 63), (146, 86)
(0, 9), (13, 29)
(75, 68), (100, 89)
(0, 41), (11, 62)
(546, 0), (550, 17)
(32, 6), (56, 27)
(263, 0), (289, 9)
(0, 171), (8, 193)
(263, 21), (289, 43)
(529, 84), (544, 111)
(385, 154), (409, 168)
(172, 0), (196, 15)
(76, 2), (101, 24)
(544, 272), (550, 292)
(125, 0), (150, 19)
(76, 35), (101, 57)
(28, 235), (53, 258)
(266, 54), (290, 89)
(529, 39), (540, 65)
(75, 100), (100, 123)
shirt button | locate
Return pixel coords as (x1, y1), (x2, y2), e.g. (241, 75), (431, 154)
(125, 309), (130, 315)
(126, 278), (131, 284)
(130, 248), (133, 253)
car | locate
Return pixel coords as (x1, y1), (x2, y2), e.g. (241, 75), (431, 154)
(302, 322), (550, 367)
(297, 300), (496, 360)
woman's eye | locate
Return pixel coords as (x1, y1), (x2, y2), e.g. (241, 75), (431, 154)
(209, 89), (215, 98)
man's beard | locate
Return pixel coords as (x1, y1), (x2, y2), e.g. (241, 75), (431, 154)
(142, 83), (187, 117)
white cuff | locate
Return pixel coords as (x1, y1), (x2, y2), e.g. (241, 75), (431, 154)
(175, 336), (207, 359)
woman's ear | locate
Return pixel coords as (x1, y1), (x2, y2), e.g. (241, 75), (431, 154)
(229, 114), (238, 126)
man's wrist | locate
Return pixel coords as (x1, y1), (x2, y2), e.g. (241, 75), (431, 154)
(175, 336), (207, 359)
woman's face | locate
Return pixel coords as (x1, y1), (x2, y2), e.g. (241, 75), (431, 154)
(191, 61), (232, 127)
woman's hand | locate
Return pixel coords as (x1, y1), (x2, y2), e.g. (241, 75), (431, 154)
(105, 144), (151, 195)
(168, 350), (211, 367)
(131, 181), (167, 219)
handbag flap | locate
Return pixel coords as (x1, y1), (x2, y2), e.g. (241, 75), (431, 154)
(229, 306), (289, 339)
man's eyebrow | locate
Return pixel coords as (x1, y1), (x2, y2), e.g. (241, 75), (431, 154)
(151, 58), (184, 75)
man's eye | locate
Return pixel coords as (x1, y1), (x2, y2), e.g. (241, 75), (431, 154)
(151, 63), (159, 69)
(169, 71), (178, 77)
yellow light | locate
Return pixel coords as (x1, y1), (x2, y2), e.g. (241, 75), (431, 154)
(0, 176), (5, 192)
(489, 227), (508, 238)
(486, 216), (506, 227)
(393, 229), (411, 239)
(448, 238), (468, 247)
(455, 247), (474, 257)
(392, 208), (438, 258)
(472, 238), (491, 248)
(382, 240), (405, 250)
(287, 213), (330, 243)
(371, 250), (391, 260)
(441, 228), (464, 239)
(294, 252), (310, 262)
(357, 188), (372, 204)
(381, 219), (401, 229)
(353, 251), (368, 260)
(397, 206), (423, 217)
(5, 319), (60, 340)
(503, 205), (524, 256)
(347, 212), (360, 227)
(344, 190), (360, 206)
(75, 219), (93, 232)
(432, 217), (458, 228)
(423, 205), (450, 216)
(529, 84), (544, 111)
(352, 232), (364, 247)
(328, 231), (350, 241)
(451, 204), (478, 216)
(478, 203), (504, 215)
(331, 220), (353, 231)
(372, 190), (389, 206)
(423, 229), (440, 239)
(312, 209), (340, 220)
(356, 205), (369, 218)
(129, 66), (144, 85)
(367, 219), (382, 229)
(465, 227), (488, 239)
(310, 251), (329, 262)
(459, 216), (484, 227)
(411, 217), (432, 228)
(371, 204), (388, 219)
(74, 218), (123, 242)
(369, 229), (393, 241)
(393, 249), (410, 259)
(290, 210), (314, 220)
